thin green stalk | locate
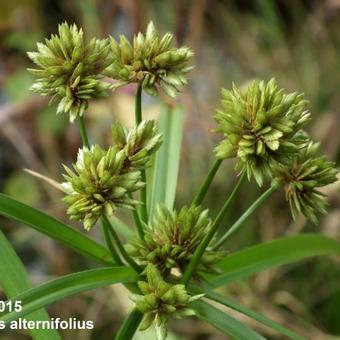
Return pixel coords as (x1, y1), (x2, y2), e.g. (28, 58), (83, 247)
(135, 83), (148, 224)
(135, 83), (142, 124)
(192, 158), (223, 206)
(101, 218), (124, 265)
(129, 194), (144, 239)
(213, 185), (278, 250)
(77, 115), (90, 148)
(102, 214), (142, 273)
(181, 171), (247, 285)
(115, 308), (143, 340)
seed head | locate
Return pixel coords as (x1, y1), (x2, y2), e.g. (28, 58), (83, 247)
(130, 264), (203, 340)
(273, 141), (338, 224)
(126, 205), (225, 276)
(28, 22), (112, 122)
(107, 21), (194, 97)
(62, 145), (143, 230)
(214, 78), (310, 185)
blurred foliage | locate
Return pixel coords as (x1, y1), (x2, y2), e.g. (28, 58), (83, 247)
(0, 0), (339, 339)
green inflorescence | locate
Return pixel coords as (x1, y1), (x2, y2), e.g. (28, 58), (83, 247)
(126, 205), (226, 276)
(28, 22), (112, 122)
(214, 78), (310, 186)
(107, 21), (194, 97)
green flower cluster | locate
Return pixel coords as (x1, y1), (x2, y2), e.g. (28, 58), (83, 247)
(130, 264), (203, 340)
(62, 120), (161, 230)
(274, 142), (338, 224)
(62, 145), (142, 230)
(126, 205), (225, 276)
(107, 21), (194, 97)
(28, 22), (112, 122)
(112, 120), (162, 167)
(214, 78), (310, 185)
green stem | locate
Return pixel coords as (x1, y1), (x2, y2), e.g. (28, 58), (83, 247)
(102, 214), (142, 273)
(181, 170), (247, 285)
(192, 158), (223, 206)
(101, 218), (124, 265)
(213, 185), (277, 250)
(115, 308), (143, 340)
(135, 83), (148, 224)
(130, 195), (145, 239)
(77, 115), (90, 148)
(135, 83), (142, 124)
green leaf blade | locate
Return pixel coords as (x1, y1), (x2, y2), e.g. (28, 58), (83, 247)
(192, 300), (266, 340)
(149, 105), (184, 217)
(192, 286), (305, 340)
(210, 234), (340, 287)
(0, 193), (112, 264)
(0, 267), (137, 323)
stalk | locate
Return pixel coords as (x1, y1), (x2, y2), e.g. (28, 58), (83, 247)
(213, 185), (278, 250)
(192, 158), (223, 206)
(115, 308), (143, 340)
(135, 83), (148, 224)
(129, 193), (144, 239)
(181, 171), (247, 285)
(102, 215), (142, 273)
(77, 115), (90, 148)
(101, 218), (124, 265)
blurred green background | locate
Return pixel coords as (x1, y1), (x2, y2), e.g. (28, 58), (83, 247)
(0, 0), (339, 339)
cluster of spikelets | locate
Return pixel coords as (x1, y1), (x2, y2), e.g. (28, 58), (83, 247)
(126, 205), (225, 276)
(28, 21), (193, 122)
(62, 120), (161, 230)
(107, 21), (194, 97)
(28, 23), (112, 122)
(130, 264), (203, 340)
(214, 78), (338, 222)
(214, 78), (310, 186)
(273, 141), (338, 224)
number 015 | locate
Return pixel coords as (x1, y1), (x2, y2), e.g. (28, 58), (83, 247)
(0, 300), (22, 312)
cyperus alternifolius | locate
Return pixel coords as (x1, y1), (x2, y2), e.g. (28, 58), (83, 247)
(129, 264), (203, 340)
(126, 205), (225, 276)
(107, 21), (194, 97)
(214, 78), (310, 186)
(273, 141), (338, 224)
(62, 145), (143, 230)
(112, 120), (162, 168)
(27, 22), (112, 122)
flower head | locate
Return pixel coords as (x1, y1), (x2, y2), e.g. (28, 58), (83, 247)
(126, 205), (225, 276)
(130, 264), (203, 340)
(112, 120), (162, 168)
(273, 141), (338, 224)
(214, 78), (311, 185)
(28, 22), (112, 122)
(62, 145), (143, 230)
(107, 21), (194, 97)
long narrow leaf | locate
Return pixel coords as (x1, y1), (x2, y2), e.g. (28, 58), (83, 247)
(0, 193), (112, 264)
(191, 300), (265, 340)
(149, 105), (184, 217)
(0, 267), (137, 323)
(210, 234), (340, 287)
(0, 229), (61, 340)
(191, 286), (304, 339)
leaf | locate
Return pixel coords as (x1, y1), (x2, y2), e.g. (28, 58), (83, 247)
(191, 300), (265, 340)
(210, 234), (340, 287)
(0, 229), (61, 340)
(191, 286), (304, 339)
(149, 105), (184, 218)
(0, 267), (137, 323)
(0, 193), (112, 264)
